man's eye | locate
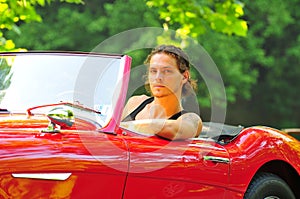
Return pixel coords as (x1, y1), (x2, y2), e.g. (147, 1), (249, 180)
(163, 69), (172, 74)
(150, 69), (157, 74)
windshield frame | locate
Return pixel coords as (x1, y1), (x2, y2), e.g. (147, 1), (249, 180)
(0, 51), (131, 132)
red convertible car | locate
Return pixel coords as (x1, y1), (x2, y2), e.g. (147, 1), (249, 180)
(0, 52), (299, 199)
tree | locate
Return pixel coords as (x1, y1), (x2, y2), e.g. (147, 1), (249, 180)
(6, 0), (161, 51)
(151, 0), (300, 128)
(1, 0), (248, 51)
(0, 0), (83, 51)
(5, 0), (251, 122)
(201, 0), (300, 128)
(237, 0), (300, 128)
(146, 0), (248, 37)
(3, 0), (299, 128)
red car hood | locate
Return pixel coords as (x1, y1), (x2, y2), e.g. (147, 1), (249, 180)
(0, 114), (49, 129)
(0, 113), (99, 130)
(0, 113), (127, 173)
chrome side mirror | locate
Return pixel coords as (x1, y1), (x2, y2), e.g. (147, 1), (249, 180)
(46, 106), (74, 131)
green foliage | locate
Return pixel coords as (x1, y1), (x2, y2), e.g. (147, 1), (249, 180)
(0, 57), (12, 101)
(0, 0), (83, 51)
(146, 0), (248, 37)
(9, 5), (100, 50)
(8, 0), (160, 51)
(0, 58), (11, 89)
(225, 0), (300, 127)
(177, 0), (300, 128)
(103, 0), (160, 35)
(200, 33), (258, 103)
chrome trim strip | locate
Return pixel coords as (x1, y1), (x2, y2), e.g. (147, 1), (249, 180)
(12, 173), (72, 181)
(203, 156), (230, 164)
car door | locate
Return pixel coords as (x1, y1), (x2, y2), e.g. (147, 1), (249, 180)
(122, 134), (230, 199)
(0, 52), (132, 198)
(0, 129), (129, 199)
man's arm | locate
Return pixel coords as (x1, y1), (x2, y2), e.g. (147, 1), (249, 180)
(121, 113), (202, 140)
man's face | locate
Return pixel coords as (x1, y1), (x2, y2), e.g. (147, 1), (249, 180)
(148, 53), (186, 98)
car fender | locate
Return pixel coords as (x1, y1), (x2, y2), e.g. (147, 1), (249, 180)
(224, 126), (300, 195)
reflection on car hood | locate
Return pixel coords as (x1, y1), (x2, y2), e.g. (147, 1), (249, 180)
(0, 113), (99, 131)
(0, 114), (49, 129)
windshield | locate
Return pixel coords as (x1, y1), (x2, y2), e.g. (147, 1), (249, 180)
(0, 52), (128, 127)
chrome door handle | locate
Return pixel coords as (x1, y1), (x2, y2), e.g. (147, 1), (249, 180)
(12, 173), (72, 181)
(203, 156), (230, 164)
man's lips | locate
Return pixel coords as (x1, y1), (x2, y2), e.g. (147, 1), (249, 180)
(152, 84), (165, 88)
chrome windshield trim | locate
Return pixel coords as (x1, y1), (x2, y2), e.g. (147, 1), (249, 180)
(12, 173), (72, 181)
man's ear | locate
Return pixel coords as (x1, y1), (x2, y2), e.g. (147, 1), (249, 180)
(182, 71), (190, 84)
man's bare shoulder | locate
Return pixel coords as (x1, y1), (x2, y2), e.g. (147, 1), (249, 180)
(124, 95), (151, 114)
(127, 95), (150, 105)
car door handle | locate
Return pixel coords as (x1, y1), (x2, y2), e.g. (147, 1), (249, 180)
(12, 173), (72, 181)
(203, 156), (230, 164)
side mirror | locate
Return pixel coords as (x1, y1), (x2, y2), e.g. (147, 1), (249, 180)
(47, 106), (74, 130)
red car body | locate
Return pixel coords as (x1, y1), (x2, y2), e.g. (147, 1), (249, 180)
(0, 52), (299, 199)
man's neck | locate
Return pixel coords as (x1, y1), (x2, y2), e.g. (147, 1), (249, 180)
(153, 94), (182, 117)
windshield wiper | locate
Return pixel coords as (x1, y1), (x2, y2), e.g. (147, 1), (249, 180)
(27, 102), (101, 116)
(0, 108), (9, 114)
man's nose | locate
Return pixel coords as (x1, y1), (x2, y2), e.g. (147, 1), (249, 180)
(155, 71), (163, 80)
